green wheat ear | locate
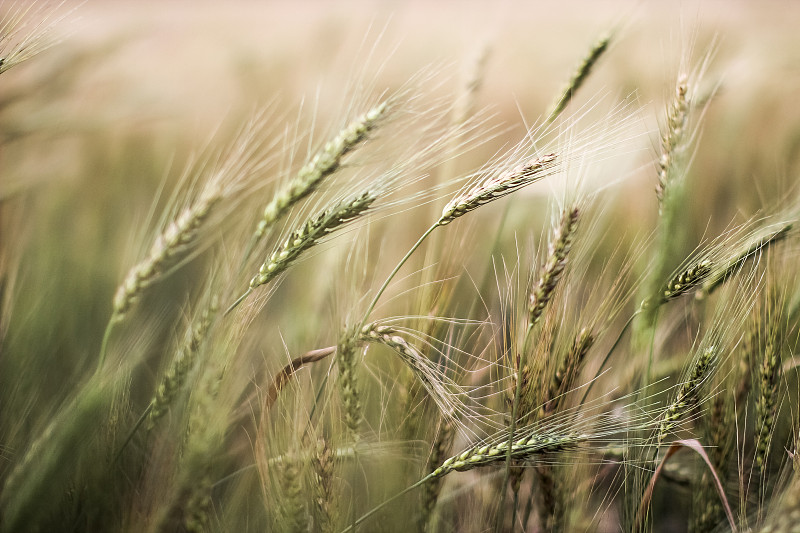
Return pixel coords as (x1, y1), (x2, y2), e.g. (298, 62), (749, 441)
(251, 101), (388, 245)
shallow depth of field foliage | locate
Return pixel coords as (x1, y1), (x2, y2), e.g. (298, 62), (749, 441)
(3, 2), (800, 532)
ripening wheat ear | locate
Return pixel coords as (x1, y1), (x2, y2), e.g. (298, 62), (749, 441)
(111, 117), (274, 321)
(346, 398), (669, 532)
(438, 152), (560, 225)
(755, 288), (783, 475)
(148, 297), (219, 429)
(337, 330), (363, 442)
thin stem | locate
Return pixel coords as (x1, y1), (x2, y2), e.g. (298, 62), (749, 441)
(96, 317), (118, 374)
(114, 403), (153, 463)
(579, 310), (639, 406)
(358, 222), (440, 330)
(341, 475), (433, 532)
(224, 288), (253, 316)
(497, 349), (523, 531)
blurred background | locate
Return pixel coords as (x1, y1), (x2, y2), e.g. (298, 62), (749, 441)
(3, 2), (800, 531)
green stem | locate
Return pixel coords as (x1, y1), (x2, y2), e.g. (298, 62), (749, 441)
(113, 402), (153, 463)
(358, 222), (440, 330)
(578, 309), (640, 406)
(341, 474), (433, 533)
(224, 288), (253, 316)
(96, 317), (118, 374)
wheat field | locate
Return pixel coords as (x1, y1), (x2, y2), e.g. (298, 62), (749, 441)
(2, 2), (800, 532)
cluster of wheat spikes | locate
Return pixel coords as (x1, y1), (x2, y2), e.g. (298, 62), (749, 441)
(4, 5), (800, 533)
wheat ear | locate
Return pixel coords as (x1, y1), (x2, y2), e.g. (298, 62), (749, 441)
(227, 188), (377, 313)
(655, 73), (689, 209)
(337, 331), (362, 441)
(418, 418), (455, 532)
(311, 437), (337, 533)
(699, 222), (793, 298)
(528, 206), (580, 331)
(359, 323), (455, 415)
(547, 31), (613, 124)
(642, 258), (713, 310)
(657, 346), (715, 447)
(250, 101), (387, 246)
(278, 458), (307, 533)
(439, 153), (559, 225)
(112, 185), (222, 322)
(148, 298), (218, 429)
(357, 151), (563, 335)
(755, 297), (781, 474)
(543, 328), (595, 416)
